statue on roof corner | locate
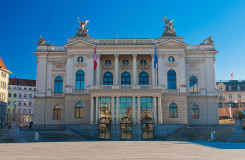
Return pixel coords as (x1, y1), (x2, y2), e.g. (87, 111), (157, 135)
(201, 36), (214, 45)
(37, 35), (47, 45)
(162, 17), (176, 36)
(76, 17), (89, 37)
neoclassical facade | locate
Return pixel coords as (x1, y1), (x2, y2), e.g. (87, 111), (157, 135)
(33, 18), (219, 140)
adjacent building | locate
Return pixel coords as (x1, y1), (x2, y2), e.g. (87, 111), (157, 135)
(33, 18), (219, 140)
(217, 80), (245, 119)
(0, 58), (12, 128)
(7, 78), (36, 127)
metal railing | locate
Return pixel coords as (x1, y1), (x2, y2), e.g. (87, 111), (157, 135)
(89, 85), (164, 90)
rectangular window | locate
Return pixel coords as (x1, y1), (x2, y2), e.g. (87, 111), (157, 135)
(8, 101), (11, 105)
(8, 109), (10, 113)
(29, 94), (32, 98)
(14, 93), (17, 97)
(23, 109), (26, 113)
(24, 101), (27, 106)
(24, 87), (27, 90)
(238, 94), (241, 98)
(29, 88), (32, 90)
(19, 93), (22, 98)
(99, 97), (112, 119)
(13, 109), (15, 113)
(119, 97), (132, 120)
(8, 93), (11, 97)
(140, 97), (153, 120)
(28, 109), (32, 113)
(13, 101), (16, 105)
(18, 109), (21, 113)
(229, 94), (232, 98)
(29, 102), (32, 106)
(19, 87), (21, 90)
(24, 94), (27, 98)
(18, 101), (22, 106)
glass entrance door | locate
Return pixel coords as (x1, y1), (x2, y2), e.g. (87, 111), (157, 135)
(120, 117), (132, 140)
(142, 117), (154, 140)
(99, 117), (111, 140)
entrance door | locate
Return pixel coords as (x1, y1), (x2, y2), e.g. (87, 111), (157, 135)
(120, 117), (132, 140)
(99, 117), (111, 140)
(142, 117), (154, 140)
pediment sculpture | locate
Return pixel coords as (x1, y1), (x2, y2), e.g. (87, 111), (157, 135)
(76, 17), (89, 37)
(162, 17), (176, 36)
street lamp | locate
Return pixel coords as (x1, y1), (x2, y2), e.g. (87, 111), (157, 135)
(234, 101), (238, 120)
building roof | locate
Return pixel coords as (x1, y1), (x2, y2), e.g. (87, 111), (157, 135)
(9, 78), (36, 87)
(217, 80), (245, 91)
(0, 57), (11, 74)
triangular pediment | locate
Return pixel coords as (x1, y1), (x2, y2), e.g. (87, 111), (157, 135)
(65, 39), (95, 47)
(157, 39), (188, 48)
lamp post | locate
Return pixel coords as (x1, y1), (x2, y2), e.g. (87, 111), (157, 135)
(234, 101), (238, 120)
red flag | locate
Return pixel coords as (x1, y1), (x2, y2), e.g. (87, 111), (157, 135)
(231, 72), (234, 79)
(94, 46), (97, 70)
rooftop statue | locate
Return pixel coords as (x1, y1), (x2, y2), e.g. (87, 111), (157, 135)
(37, 35), (47, 45)
(162, 17), (176, 36)
(76, 17), (89, 37)
(201, 36), (215, 45)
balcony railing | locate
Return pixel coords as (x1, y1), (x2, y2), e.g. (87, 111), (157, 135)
(89, 85), (164, 90)
(73, 89), (89, 94)
(165, 89), (180, 94)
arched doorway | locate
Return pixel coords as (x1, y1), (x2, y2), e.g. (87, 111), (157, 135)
(120, 117), (132, 140)
(142, 117), (154, 140)
(99, 117), (111, 140)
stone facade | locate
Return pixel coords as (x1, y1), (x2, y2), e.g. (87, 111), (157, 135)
(7, 78), (36, 127)
(33, 19), (219, 140)
(0, 58), (11, 128)
(217, 80), (245, 118)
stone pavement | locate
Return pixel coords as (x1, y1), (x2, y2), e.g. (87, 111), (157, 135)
(0, 141), (245, 160)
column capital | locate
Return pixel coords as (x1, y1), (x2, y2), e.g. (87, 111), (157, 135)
(96, 53), (101, 58)
(132, 53), (137, 58)
(114, 53), (119, 58)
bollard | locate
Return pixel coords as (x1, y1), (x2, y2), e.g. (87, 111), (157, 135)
(211, 130), (215, 142)
(35, 132), (39, 142)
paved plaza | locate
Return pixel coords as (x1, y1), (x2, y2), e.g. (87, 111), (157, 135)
(0, 141), (245, 160)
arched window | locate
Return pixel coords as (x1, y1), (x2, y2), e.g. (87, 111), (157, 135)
(121, 72), (131, 85)
(75, 103), (83, 118)
(168, 56), (175, 63)
(123, 59), (129, 66)
(76, 70), (85, 90)
(77, 56), (84, 63)
(103, 72), (113, 85)
(191, 105), (199, 119)
(140, 59), (147, 66)
(105, 60), (111, 67)
(189, 76), (198, 92)
(169, 103), (178, 118)
(167, 70), (176, 89)
(139, 72), (149, 85)
(53, 105), (61, 119)
(54, 76), (63, 93)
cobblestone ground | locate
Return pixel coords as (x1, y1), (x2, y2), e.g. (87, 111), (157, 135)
(0, 141), (245, 160)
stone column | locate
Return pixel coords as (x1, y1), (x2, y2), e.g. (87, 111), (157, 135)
(132, 97), (136, 124)
(65, 55), (73, 93)
(114, 54), (119, 85)
(133, 53), (137, 85)
(96, 54), (101, 85)
(90, 97), (94, 124)
(153, 97), (157, 124)
(116, 96), (120, 123)
(95, 97), (99, 124)
(158, 96), (162, 124)
(111, 97), (115, 123)
(151, 54), (156, 85)
(137, 96), (141, 124)
(89, 55), (94, 86)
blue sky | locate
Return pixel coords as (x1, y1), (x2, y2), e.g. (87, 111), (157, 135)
(0, 0), (245, 80)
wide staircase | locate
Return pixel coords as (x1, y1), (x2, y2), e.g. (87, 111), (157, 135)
(164, 126), (234, 142)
